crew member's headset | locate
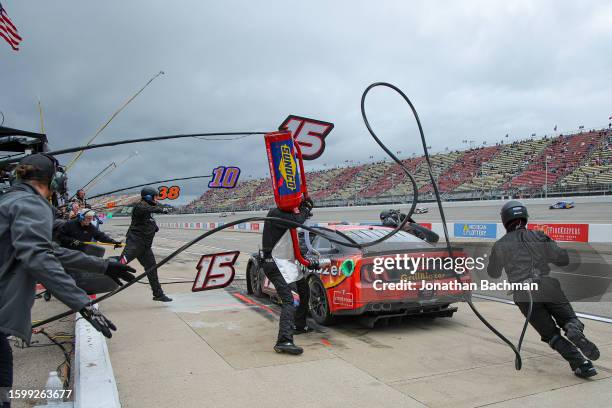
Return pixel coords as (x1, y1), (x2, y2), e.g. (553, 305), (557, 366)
(77, 209), (95, 222)
(9, 153), (68, 195)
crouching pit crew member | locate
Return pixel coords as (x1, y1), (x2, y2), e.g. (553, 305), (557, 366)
(379, 209), (439, 243)
(57, 208), (122, 254)
(0, 154), (135, 408)
(120, 186), (172, 302)
(262, 197), (318, 355)
(487, 200), (600, 378)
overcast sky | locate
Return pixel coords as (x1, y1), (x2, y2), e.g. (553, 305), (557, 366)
(2, 1), (611, 204)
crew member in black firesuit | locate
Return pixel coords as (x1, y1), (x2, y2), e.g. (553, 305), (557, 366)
(261, 197), (318, 355)
(379, 209), (439, 243)
(57, 208), (122, 253)
(0, 154), (136, 408)
(487, 201), (600, 378)
(120, 186), (171, 302)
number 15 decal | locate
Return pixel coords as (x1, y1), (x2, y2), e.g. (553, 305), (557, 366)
(192, 251), (240, 292)
(279, 115), (334, 160)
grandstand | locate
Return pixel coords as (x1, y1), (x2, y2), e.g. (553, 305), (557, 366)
(182, 128), (612, 213)
(89, 193), (141, 215)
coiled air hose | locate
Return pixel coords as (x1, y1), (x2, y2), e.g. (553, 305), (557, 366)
(34, 82), (531, 371)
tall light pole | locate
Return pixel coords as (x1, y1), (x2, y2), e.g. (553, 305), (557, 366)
(544, 155), (551, 198)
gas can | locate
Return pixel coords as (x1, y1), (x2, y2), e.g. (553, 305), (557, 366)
(264, 131), (304, 212)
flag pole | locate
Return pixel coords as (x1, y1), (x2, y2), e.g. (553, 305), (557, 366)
(65, 71), (165, 172)
(37, 100), (45, 133)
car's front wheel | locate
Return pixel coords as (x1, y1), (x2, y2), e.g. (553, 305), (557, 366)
(308, 277), (335, 325)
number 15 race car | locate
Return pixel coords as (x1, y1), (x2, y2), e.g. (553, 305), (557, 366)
(246, 225), (471, 327)
(549, 201), (575, 209)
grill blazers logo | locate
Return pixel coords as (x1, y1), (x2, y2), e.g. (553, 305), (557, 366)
(528, 223), (589, 242)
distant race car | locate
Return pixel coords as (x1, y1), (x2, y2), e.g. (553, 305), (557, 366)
(414, 207), (429, 214)
(246, 225), (471, 327)
(549, 201), (575, 209)
(219, 212), (229, 217)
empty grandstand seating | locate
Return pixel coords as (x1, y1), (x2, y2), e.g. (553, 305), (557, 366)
(180, 128), (612, 212)
(505, 131), (603, 191)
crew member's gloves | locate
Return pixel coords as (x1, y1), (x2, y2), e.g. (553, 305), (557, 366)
(105, 261), (136, 286)
(300, 197), (314, 217)
(112, 241), (123, 249)
(71, 239), (82, 248)
(79, 306), (117, 338)
(305, 256), (320, 270)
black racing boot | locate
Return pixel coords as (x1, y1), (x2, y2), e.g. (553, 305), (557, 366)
(153, 294), (173, 302)
(564, 320), (600, 361)
(574, 360), (597, 379)
(274, 341), (303, 355)
(293, 325), (315, 335)
(549, 334), (586, 372)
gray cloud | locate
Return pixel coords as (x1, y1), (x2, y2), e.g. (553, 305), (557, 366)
(2, 0), (611, 204)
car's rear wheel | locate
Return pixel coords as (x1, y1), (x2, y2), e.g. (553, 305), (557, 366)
(247, 261), (264, 298)
(309, 277), (335, 325)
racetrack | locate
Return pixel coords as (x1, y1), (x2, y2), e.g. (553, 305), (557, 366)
(151, 197), (612, 224)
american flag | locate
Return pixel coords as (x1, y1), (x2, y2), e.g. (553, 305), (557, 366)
(0, 3), (22, 51)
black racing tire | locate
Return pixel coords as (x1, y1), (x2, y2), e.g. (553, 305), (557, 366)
(308, 277), (335, 325)
(247, 260), (264, 298)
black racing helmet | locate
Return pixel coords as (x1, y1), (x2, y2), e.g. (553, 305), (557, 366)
(379, 210), (392, 221)
(141, 186), (158, 203)
(500, 200), (529, 227)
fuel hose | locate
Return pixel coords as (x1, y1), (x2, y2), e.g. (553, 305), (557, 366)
(33, 83), (531, 371)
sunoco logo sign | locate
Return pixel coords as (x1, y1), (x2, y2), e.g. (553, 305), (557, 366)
(279, 145), (297, 190)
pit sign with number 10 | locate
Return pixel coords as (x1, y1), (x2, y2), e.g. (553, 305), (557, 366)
(208, 166), (241, 189)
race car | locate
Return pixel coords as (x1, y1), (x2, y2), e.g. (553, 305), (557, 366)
(414, 207), (429, 214)
(549, 201), (575, 209)
(246, 225), (471, 327)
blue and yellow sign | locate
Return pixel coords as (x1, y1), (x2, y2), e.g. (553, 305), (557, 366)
(270, 139), (301, 196)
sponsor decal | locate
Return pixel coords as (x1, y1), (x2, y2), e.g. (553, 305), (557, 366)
(279, 144), (298, 190)
(528, 223), (589, 242)
(454, 223), (497, 238)
(251, 223), (260, 231)
(269, 139), (302, 197)
(332, 289), (354, 307)
(418, 222), (432, 229)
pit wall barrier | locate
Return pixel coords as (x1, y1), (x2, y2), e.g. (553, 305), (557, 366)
(157, 221), (612, 243)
